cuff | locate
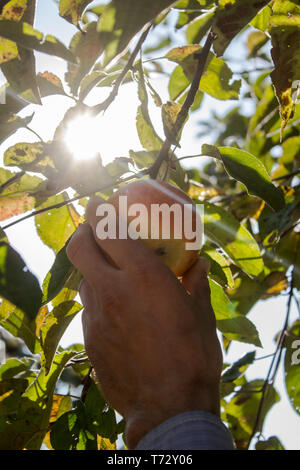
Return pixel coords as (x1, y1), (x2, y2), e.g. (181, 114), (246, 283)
(134, 411), (235, 450)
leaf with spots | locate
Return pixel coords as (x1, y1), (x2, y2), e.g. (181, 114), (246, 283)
(37, 72), (67, 97)
(0, 113), (34, 145)
(223, 379), (280, 449)
(0, 168), (43, 221)
(211, 0), (271, 57)
(269, 0), (300, 136)
(4, 142), (57, 179)
(166, 45), (241, 101)
(0, 21), (76, 63)
(59, 0), (94, 26)
(0, 0), (42, 104)
(161, 101), (185, 146)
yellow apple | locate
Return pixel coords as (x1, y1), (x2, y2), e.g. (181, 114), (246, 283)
(108, 179), (202, 277)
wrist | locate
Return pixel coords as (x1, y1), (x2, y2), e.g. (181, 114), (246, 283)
(124, 386), (220, 449)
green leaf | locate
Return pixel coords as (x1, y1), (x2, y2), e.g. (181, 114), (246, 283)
(65, 22), (103, 97)
(226, 274), (262, 316)
(222, 351), (256, 383)
(51, 265), (83, 308)
(0, 36), (18, 64)
(0, 0), (29, 21)
(168, 65), (190, 101)
(255, 436), (284, 450)
(35, 193), (80, 253)
(50, 406), (82, 450)
(269, 0), (300, 134)
(20, 349), (77, 449)
(42, 240), (75, 305)
(0, 0), (41, 104)
(97, 0), (176, 66)
(186, 10), (214, 44)
(0, 0), (31, 65)
(40, 301), (83, 374)
(201, 243), (234, 289)
(166, 45), (241, 101)
(0, 378), (28, 416)
(0, 113), (33, 145)
(212, 0), (270, 57)
(0, 357), (34, 381)
(50, 401), (96, 450)
(0, 242), (42, 320)
(223, 379), (280, 450)
(217, 146), (285, 211)
(0, 21), (76, 63)
(250, 4), (272, 32)
(59, 0), (94, 26)
(246, 31), (269, 59)
(0, 298), (42, 354)
(0, 168), (44, 222)
(161, 101), (184, 146)
(203, 202), (264, 277)
(36, 72), (67, 98)
(209, 279), (261, 346)
(284, 320), (300, 415)
(4, 142), (57, 178)
(78, 70), (107, 102)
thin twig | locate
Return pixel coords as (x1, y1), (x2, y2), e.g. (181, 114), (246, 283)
(91, 23), (153, 115)
(25, 126), (44, 143)
(0, 171), (25, 195)
(247, 269), (294, 449)
(272, 168), (300, 181)
(1, 169), (149, 231)
(149, 31), (216, 179)
(211, 168), (300, 204)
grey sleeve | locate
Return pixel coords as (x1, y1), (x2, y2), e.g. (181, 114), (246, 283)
(134, 411), (235, 450)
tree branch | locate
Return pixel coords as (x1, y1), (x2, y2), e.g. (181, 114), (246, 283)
(0, 171), (25, 195)
(149, 31), (216, 180)
(1, 169), (149, 232)
(91, 23), (153, 115)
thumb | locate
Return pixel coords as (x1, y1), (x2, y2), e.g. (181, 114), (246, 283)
(182, 257), (211, 298)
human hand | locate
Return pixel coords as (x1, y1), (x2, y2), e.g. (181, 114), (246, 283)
(66, 196), (223, 449)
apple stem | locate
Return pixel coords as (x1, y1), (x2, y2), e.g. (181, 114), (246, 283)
(149, 30), (217, 181)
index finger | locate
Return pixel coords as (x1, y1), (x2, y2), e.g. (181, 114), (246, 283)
(86, 195), (162, 272)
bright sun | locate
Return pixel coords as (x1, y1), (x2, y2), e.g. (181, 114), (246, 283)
(64, 114), (102, 161)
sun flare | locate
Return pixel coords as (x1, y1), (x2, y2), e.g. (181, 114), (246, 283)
(64, 114), (101, 161)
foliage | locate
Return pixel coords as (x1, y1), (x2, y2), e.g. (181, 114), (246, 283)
(0, 0), (299, 450)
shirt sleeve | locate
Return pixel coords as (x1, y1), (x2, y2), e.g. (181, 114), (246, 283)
(134, 411), (235, 450)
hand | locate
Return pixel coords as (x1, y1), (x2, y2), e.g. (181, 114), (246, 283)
(66, 196), (223, 449)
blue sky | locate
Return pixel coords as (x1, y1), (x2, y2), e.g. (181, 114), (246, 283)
(0, 0), (299, 450)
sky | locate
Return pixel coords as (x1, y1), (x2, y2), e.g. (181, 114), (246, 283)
(0, 0), (299, 450)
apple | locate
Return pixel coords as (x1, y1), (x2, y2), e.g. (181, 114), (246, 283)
(108, 179), (202, 277)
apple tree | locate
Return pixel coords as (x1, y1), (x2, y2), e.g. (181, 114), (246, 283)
(0, 0), (299, 450)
